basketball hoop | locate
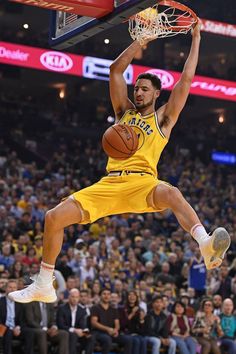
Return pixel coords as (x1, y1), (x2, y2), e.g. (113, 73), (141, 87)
(128, 0), (198, 45)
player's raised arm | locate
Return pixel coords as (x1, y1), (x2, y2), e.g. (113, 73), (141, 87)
(109, 40), (142, 120)
(162, 20), (201, 132)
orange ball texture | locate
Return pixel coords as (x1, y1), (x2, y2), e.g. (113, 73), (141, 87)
(102, 124), (139, 160)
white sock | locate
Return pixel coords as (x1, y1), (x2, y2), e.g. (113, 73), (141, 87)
(191, 223), (209, 244)
(37, 261), (54, 285)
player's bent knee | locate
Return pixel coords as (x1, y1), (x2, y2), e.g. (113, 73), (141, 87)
(168, 186), (183, 204)
(152, 183), (183, 210)
(44, 209), (57, 228)
(44, 198), (84, 229)
(165, 186), (185, 210)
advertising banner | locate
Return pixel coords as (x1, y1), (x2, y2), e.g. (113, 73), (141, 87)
(1, 41), (236, 102)
(201, 19), (236, 38)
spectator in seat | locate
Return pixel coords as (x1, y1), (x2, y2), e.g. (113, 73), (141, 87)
(212, 294), (222, 316)
(124, 290), (147, 354)
(212, 266), (236, 299)
(180, 293), (195, 320)
(22, 247), (39, 267)
(9, 261), (24, 279)
(56, 253), (73, 281)
(166, 300), (197, 354)
(156, 262), (175, 286)
(0, 244), (14, 271)
(0, 278), (8, 297)
(16, 212), (33, 234)
(79, 289), (92, 317)
(90, 279), (101, 304)
(113, 279), (127, 304)
(219, 298), (236, 354)
(192, 298), (222, 354)
(61, 275), (77, 302)
(24, 300), (69, 354)
(79, 256), (96, 285)
(162, 295), (172, 316)
(33, 235), (43, 260)
(57, 288), (95, 354)
(186, 288), (200, 312)
(145, 295), (176, 354)
(90, 288), (133, 354)
(0, 279), (34, 354)
(188, 249), (206, 297)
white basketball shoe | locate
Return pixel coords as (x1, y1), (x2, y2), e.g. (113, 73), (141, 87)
(8, 276), (57, 303)
(200, 227), (231, 270)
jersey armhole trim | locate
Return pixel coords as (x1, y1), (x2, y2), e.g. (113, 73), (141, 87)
(155, 112), (166, 139)
(116, 109), (134, 124)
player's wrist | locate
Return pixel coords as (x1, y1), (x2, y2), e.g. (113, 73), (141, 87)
(192, 33), (201, 40)
(134, 39), (143, 48)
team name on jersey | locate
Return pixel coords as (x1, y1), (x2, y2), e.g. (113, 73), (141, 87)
(127, 117), (153, 136)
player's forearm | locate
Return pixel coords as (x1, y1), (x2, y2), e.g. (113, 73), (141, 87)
(182, 35), (201, 81)
(110, 40), (141, 73)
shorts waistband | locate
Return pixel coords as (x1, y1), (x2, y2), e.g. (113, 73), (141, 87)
(107, 170), (153, 177)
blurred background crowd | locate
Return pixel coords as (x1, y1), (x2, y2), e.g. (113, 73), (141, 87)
(0, 118), (235, 353)
(0, 0), (236, 353)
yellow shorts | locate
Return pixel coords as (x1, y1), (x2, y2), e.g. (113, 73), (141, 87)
(72, 173), (166, 224)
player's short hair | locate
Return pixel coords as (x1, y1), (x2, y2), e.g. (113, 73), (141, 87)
(136, 73), (162, 90)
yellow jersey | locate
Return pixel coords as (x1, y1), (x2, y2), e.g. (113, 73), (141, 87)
(106, 109), (168, 177)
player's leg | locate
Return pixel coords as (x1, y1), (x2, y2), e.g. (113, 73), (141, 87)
(8, 198), (84, 303)
(151, 183), (230, 270)
(42, 197), (83, 265)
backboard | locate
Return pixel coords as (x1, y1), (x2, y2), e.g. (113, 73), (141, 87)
(49, 0), (157, 49)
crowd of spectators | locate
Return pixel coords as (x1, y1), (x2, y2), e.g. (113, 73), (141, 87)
(0, 19), (236, 348)
(0, 280), (236, 354)
(0, 103), (235, 353)
(0, 2), (236, 353)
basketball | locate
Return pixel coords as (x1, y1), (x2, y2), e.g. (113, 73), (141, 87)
(102, 124), (139, 160)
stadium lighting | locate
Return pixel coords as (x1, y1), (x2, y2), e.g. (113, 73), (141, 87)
(219, 115), (224, 123)
(59, 88), (65, 99)
(107, 116), (115, 123)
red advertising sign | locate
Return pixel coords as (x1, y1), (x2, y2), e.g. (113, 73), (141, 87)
(132, 65), (236, 102)
(0, 42), (83, 76)
(0, 41), (236, 102)
(201, 19), (236, 38)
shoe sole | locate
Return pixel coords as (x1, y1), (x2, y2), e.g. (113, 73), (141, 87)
(8, 293), (57, 303)
(207, 228), (231, 270)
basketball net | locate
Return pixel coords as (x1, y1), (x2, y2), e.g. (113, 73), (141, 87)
(128, 0), (198, 45)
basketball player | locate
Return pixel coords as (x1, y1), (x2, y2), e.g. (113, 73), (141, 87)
(9, 21), (230, 303)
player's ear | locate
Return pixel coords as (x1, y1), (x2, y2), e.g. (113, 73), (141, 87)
(155, 90), (160, 99)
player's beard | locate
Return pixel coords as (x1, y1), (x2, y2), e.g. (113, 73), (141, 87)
(135, 96), (154, 110)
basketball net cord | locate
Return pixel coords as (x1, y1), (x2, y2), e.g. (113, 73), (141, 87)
(129, 3), (197, 45)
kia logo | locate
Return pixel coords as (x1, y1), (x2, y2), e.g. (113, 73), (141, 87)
(146, 69), (174, 89)
(40, 51), (73, 72)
